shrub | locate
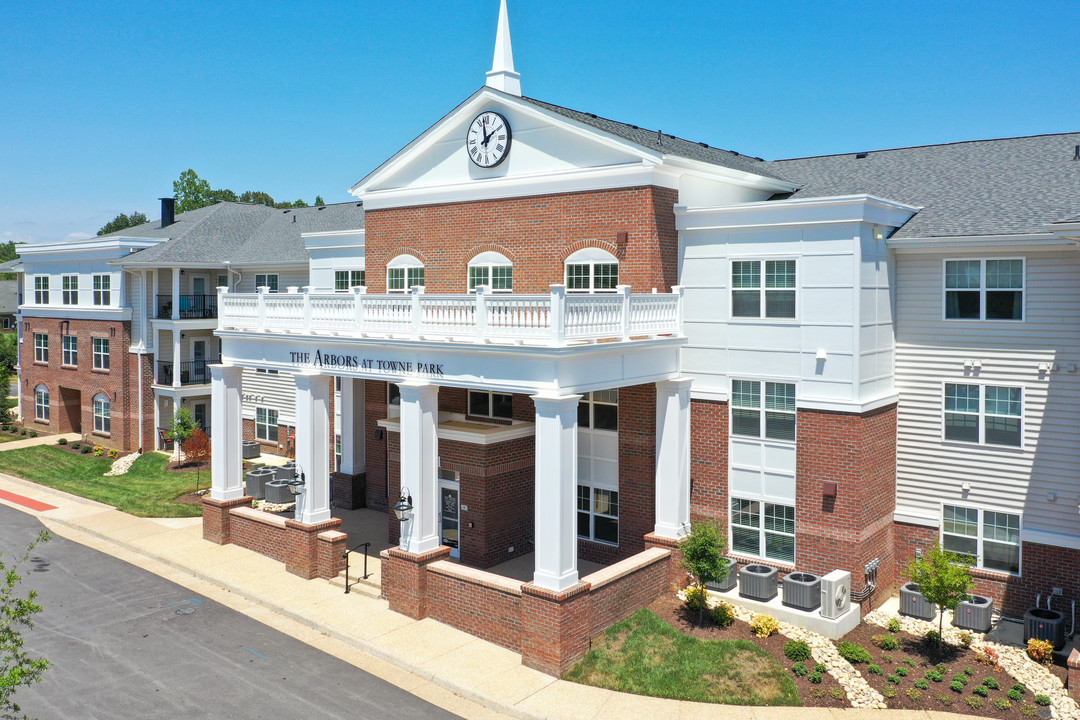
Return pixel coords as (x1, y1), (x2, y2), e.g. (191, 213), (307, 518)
(972, 684), (989, 697)
(924, 629), (940, 646)
(952, 673), (968, 686)
(903, 657), (916, 667)
(888, 674), (902, 685)
(1021, 707), (1040, 717)
(784, 640), (812, 662)
(950, 680), (964, 693)
(711, 602), (734, 627)
(792, 661), (808, 677)
(93, 446), (104, 457)
(1007, 688), (1024, 702)
(1034, 695), (1051, 707)
(882, 686), (897, 699)
(882, 653), (895, 664)
(1012, 684), (1027, 695)
(958, 631), (972, 648)
(1026, 638), (1054, 665)
(70, 442), (80, 449)
(19, 429), (26, 436)
(830, 688), (845, 701)
(80, 445), (91, 454)
(836, 641), (873, 664)
(906, 687), (922, 701)
(684, 585), (708, 611)
(750, 614), (779, 638)
(936, 692), (953, 706)
(963, 666), (973, 676)
(108, 448), (120, 459)
(977, 646), (1000, 666)
(914, 679), (929, 690)
(983, 677), (999, 690)
(57, 437), (67, 445)
(28, 430), (37, 438)
(814, 663), (826, 674)
(936, 663), (947, 673)
(896, 666), (909, 677)
(995, 698), (1012, 710)
(966, 696), (983, 709)
(873, 633), (900, 651)
(808, 672), (823, 684)
(888, 617), (902, 633)
(868, 664), (883, 675)
(925, 670), (944, 682)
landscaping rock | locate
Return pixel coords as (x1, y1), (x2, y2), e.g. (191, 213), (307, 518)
(104, 453), (139, 477)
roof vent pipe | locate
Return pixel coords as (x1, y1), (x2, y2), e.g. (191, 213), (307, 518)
(1073, 145), (1079, 160)
(160, 197), (176, 228)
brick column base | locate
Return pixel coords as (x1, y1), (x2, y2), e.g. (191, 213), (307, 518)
(1068, 648), (1080, 702)
(202, 496), (253, 544)
(316, 530), (348, 580)
(331, 471), (367, 509)
(380, 546), (452, 619)
(644, 532), (689, 588)
(284, 517), (343, 579)
(520, 581), (591, 676)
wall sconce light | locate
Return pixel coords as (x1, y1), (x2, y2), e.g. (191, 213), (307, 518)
(961, 482), (971, 493)
(822, 481), (837, 498)
(393, 488), (413, 521)
(816, 349), (827, 361)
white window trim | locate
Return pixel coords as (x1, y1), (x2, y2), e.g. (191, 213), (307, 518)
(34, 385), (49, 421)
(467, 251), (513, 293)
(62, 275), (79, 305)
(565, 248), (619, 294)
(940, 502), (1022, 575)
(387, 255), (424, 293)
(61, 335), (77, 367)
(941, 257), (1026, 322)
(467, 389), (513, 419)
(729, 496), (797, 564)
(93, 394), (111, 435)
(92, 337), (110, 371)
(334, 269), (366, 291)
(92, 274), (112, 306)
(255, 406), (279, 442)
(577, 484), (619, 546)
(254, 274), (280, 292)
(33, 333), (48, 363)
(940, 381), (1024, 449)
(34, 276), (50, 305)
(730, 378), (797, 443)
(729, 257), (798, 321)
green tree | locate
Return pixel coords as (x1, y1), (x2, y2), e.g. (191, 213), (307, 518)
(207, 188), (238, 204)
(97, 212), (148, 236)
(679, 519), (729, 624)
(313, 195), (325, 207)
(0, 333), (17, 373)
(907, 542), (975, 657)
(173, 169), (214, 213)
(239, 190), (275, 207)
(165, 407), (198, 448)
(1, 530), (51, 719)
(0, 241), (20, 280)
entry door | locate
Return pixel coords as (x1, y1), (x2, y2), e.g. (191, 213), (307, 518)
(191, 340), (207, 383)
(438, 469), (461, 559)
(193, 403), (207, 431)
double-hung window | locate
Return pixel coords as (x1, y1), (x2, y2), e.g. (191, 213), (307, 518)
(34, 276), (49, 304)
(334, 270), (366, 291)
(62, 336), (77, 367)
(565, 248), (618, 293)
(732, 259), (796, 318)
(945, 259), (1023, 320)
(255, 407), (278, 442)
(93, 274), (111, 305)
(730, 498), (795, 563)
(468, 252), (513, 292)
(35, 386), (49, 421)
(468, 390), (513, 419)
(62, 275), (79, 305)
(731, 380), (796, 441)
(93, 394), (111, 434)
(944, 383), (1022, 447)
(93, 338), (110, 370)
(34, 333), (48, 363)
(254, 274), (279, 292)
(387, 256), (424, 292)
(942, 505), (1020, 574)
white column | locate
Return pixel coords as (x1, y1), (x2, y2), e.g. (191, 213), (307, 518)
(171, 329), (181, 388)
(654, 378), (693, 539)
(210, 365), (244, 501)
(294, 373), (332, 525)
(339, 377), (366, 475)
(171, 268), (181, 320)
(531, 391), (582, 591)
(398, 381), (439, 554)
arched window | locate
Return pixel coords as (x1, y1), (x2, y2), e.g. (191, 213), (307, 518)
(93, 394), (111, 434)
(387, 255), (424, 293)
(35, 385), (49, 421)
(467, 251), (512, 292)
(565, 248), (619, 293)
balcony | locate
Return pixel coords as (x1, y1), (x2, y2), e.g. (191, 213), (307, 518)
(218, 286), (682, 347)
(157, 360), (212, 386)
(156, 294), (218, 320)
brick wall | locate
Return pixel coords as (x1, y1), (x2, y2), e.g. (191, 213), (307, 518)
(425, 562), (523, 651)
(230, 507), (288, 563)
(364, 186), (680, 294)
(585, 548), (671, 638)
(689, 398), (728, 523)
(365, 380), (389, 511)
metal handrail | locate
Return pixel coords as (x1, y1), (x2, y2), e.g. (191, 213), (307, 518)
(341, 541), (371, 593)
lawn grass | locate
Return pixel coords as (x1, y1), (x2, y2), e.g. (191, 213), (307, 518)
(565, 609), (800, 706)
(0, 446), (204, 517)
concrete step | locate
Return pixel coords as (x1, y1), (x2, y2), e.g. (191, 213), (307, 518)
(328, 571), (381, 598)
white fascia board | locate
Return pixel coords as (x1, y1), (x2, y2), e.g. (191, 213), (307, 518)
(223, 261), (310, 269)
(1022, 527), (1080, 551)
(676, 195), (920, 232)
(20, 307), (133, 321)
(302, 230), (365, 251)
(360, 163), (670, 211)
(1046, 221), (1080, 240)
(661, 156), (798, 194)
(113, 260), (229, 269)
(888, 233), (1073, 251)
(20, 236), (166, 255)
(797, 393), (899, 414)
(894, 511), (938, 528)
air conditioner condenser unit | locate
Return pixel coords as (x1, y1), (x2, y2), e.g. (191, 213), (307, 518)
(820, 570), (851, 620)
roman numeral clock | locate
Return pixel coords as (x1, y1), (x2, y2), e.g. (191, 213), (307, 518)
(466, 111), (512, 168)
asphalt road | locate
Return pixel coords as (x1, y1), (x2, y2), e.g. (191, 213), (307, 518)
(1, 506), (463, 720)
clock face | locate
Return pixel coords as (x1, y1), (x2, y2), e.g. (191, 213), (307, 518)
(466, 111), (512, 168)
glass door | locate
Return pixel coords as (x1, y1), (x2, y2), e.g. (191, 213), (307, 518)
(438, 468), (460, 559)
(191, 340), (207, 383)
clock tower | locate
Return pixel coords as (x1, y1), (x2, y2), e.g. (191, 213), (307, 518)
(485, 0), (521, 96)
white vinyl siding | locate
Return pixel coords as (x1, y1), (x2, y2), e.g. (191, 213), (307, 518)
(240, 369), (296, 435)
(236, 267), (307, 293)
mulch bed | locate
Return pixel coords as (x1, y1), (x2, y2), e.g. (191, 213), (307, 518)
(648, 593), (850, 708)
(839, 621), (1058, 718)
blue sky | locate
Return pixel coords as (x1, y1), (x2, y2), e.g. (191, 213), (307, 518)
(2, 1), (1077, 245)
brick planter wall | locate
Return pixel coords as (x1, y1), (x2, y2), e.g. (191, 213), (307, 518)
(229, 506), (288, 563)
(426, 562), (523, 651)
(202, 495), (253, 544)
(284, 517), (344, 580)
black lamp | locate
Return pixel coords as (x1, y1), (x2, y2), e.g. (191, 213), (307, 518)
(393, 488), (413, 521)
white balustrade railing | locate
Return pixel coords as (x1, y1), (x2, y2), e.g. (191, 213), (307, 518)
(218, 284), (682, 347)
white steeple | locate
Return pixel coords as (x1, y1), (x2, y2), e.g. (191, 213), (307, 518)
(486, 0), (521, 96)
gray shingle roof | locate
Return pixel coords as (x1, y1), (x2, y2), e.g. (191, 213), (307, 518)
(767, 132), (1080, 239)
(113, 201), (365, 266)
(0, 280), (17, 314)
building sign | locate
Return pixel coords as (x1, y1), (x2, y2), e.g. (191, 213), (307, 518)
(289, 350), (445, 378)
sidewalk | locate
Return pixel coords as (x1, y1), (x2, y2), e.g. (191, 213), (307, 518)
(0, 474), (964, 720)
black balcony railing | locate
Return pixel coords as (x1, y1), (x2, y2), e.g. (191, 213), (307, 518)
(156, 294), (218, 319)
(156, 360), (211, 386)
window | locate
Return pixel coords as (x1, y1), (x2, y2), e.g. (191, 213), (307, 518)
(387, 255), (424, 292)
(565, 248), (618, 293)
(34, 276), (49, 304)
(334, 434), (342, 473)
(254, 274), (279, 292)
(62, 275), (79, 305)
(388, 383), (400, 406)
(942, 505), (1020, 574)
(93, 394), (111, 434)
(944, 383), (1022, 447)
(334, 270), (366, 291)
(217, 274), (228, 290)
(578, 389), (618, 430)
(945, 259), (1023, 320)
(577, 486), (619, 544)
(255, 407), (279, 442)
(576, 389), (619, 544)
(732, 259), (796, 318)
(255, 368), (279, 374)
(468, 390), (513, 419)
(731, 380), (796, 441)
(33, 333), (48, 363)
(93, 337), (110, 370)
(34, 385), (49, 421)
(91, 274), (111, 305)
(62, 335), (77, 367)
(731, 498), (795, 563)
(467, 251), (513, 292)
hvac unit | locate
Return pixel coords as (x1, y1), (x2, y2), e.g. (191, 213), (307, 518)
(739, 564), (778, 601)
(1024, 608), (1066, 651)
(782, 572), (822, 611)
(819, 570), (851, 620)
(954, 595), (994, 633)
(900, 582), (937, 621)
(704, 558), (738, 593)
